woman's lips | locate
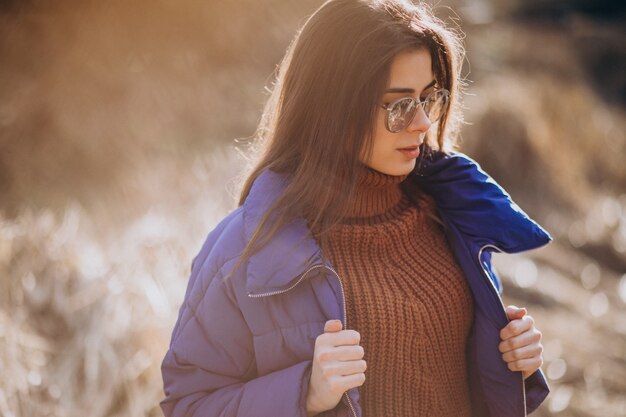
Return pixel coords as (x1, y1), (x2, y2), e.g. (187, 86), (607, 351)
(397, 146), (420, 159)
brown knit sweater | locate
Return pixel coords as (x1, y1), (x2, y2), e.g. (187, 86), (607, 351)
(310, 163), (475, 417)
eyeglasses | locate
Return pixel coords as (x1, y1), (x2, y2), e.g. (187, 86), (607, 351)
(379, 88), (450, 133)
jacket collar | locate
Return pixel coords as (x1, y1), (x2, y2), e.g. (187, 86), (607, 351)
(413, 149), (552, 253)
(243, 150), (552, 295)
(242, 169), (323, 296)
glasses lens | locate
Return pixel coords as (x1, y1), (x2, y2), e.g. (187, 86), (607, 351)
(388, 97), (416, 132)
(424, 90), (449, 123)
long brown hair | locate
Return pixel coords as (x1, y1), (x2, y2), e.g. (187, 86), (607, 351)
(226, 0), (467, 282)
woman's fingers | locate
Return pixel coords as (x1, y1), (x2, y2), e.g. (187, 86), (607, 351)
(504, 305), (527, 321)
(500, 314), (534, 340)
(499, 308), (544, 377)
(317, 327), (361, 348)
(309, 320), (368, 414)
(331, 344), (365, 361)
(505, 355), (544, 373)
(499, 327), (542, 353)
(501, 342), (543, 363)
(328, 372), (367, 392)
(322, 359), (368, 378)
(324, 319), (343, 333)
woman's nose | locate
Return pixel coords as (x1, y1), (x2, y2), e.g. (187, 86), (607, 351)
(407, 106), (432, 133)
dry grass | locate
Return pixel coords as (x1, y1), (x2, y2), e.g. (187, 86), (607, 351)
(461, 22), (626, 219)
(0, 144), (246, 416)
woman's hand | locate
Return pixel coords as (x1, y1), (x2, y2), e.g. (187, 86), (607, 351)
(305, 319), (367, 417)
(499, 305), (544, 380)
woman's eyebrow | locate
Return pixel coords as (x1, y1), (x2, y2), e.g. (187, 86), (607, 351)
(384, 78), (436, 94)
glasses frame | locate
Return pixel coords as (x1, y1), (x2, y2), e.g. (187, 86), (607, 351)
(379, 88), (450, 133)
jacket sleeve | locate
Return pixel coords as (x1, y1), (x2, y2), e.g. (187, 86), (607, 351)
(160, 254), (315, 417)
(524, 368), (550, 414)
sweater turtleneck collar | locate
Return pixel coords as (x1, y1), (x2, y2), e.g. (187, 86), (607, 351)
(341, 163), (409, 220)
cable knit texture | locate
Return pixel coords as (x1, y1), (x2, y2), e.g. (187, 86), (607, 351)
(309, 163), (475, 417)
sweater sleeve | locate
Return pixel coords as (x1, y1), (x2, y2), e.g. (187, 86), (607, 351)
(160, 257), (315, 417)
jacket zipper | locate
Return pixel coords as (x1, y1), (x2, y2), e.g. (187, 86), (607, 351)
(248, 263), (358, 417)
(477, 244), (528, 417)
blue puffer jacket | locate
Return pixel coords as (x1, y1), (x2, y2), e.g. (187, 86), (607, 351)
(160, 149), (553, 417)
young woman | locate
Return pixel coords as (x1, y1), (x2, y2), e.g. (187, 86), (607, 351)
(160, 1), (552, 416)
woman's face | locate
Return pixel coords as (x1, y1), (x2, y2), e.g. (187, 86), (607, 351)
(360, 48), (435, 176)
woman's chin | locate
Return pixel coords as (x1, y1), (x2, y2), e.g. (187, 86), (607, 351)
(368, 159), (416, 176)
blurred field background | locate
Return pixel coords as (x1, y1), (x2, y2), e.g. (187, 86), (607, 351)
(1, 0), (625, 416)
